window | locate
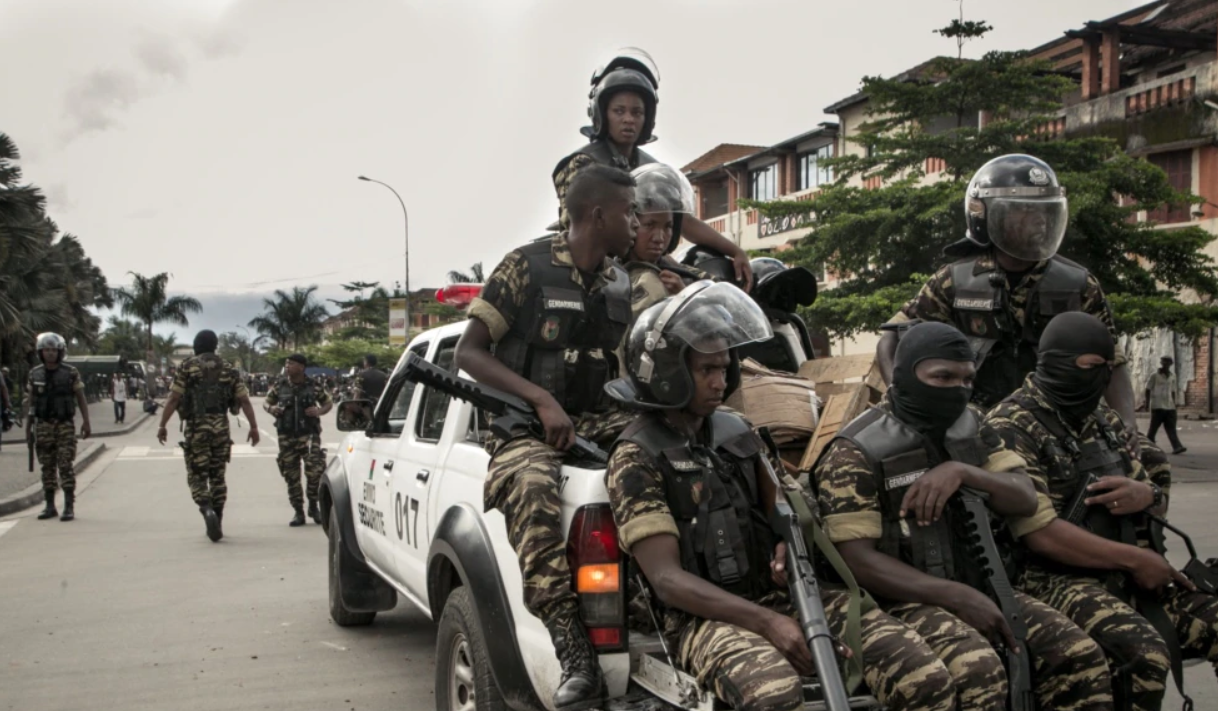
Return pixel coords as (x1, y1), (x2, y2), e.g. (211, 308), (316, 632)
(750, 164), (777, 201)
(415, 337), (459, 441)
(700, 180), (729, 218)
(375, 342), (429, 436)
(1147, 150), (1193, 224)
(798, 145), (834, 190)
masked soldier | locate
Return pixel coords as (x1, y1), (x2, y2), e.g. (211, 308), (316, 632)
(158, 330), (261, 542)
(606, 285), (984, 711)
(23, 332), (91, 521)
(552, 49), (753, 288)
(876, 154), (1137, 434)
(454, 164), (640, 711)
(985, 312), (1218, 711)
(814, 321), (1111, 710)
(265, 354), (333, 526)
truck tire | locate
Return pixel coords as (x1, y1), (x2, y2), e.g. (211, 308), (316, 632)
(328, 521), (376, 627)
(435, 587), (506, 711)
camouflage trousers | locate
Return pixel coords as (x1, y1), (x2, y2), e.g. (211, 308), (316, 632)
(183, 417), (232, 509)
(484, 407), (637, 629)
(277, 434), (325, 507)
(674, 588), (960, 711)
(886, 592), (1111, 711)
(34, 420), (77, 492)
(1024, 566), (1218, 711)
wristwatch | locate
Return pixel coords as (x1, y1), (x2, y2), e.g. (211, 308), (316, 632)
(1148, 483), (1164, 509)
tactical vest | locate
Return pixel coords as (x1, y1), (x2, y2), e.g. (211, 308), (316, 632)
(493, 239), (632, 415)
(274, 377), (321, 436)
(30, 365), (77, 421)
(828, 407), (989, 583)
(949, 255), (1089, 407)
(553, 141), (657, 181)
(618, 411), (777, 600)
(182, 354), (233, 418)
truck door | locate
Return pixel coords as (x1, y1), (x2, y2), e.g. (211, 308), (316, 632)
(387, 334), (460, 604)
(347, 340), (429, 578)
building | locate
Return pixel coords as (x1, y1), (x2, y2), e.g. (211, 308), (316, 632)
(319, 288), (458, 344)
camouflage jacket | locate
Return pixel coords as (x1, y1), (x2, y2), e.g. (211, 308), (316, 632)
(552, 141), (655, 228)
(171, 354), (248, 428)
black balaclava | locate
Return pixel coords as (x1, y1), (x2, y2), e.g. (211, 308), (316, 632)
(890, 322), (976, 435)
(1033, 312), (1114, 428)
(193, 329), (218, 355)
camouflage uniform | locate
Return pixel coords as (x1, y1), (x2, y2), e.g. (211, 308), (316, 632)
(265, 380), (332, 508)
(814, 398), (1112, 710)
(172, 354), (247, 512)
(468, 232), (633, 630)
(552, 142), (655, 229)
(890, 249), (1118, 406)
(608, 440), (966, 711)
(27, 364), (85, 492)
(986, 376), (1218, 710)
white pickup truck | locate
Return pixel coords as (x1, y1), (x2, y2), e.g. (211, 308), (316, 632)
(320, 314), (878, 711)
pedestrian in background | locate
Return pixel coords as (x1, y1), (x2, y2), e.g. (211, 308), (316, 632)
(111, 373), (127, 424)
(1145, 356), (1187, 454)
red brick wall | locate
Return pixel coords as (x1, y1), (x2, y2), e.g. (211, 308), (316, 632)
(1184, 333), (1212, 412)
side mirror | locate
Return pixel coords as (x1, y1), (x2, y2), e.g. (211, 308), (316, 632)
(337, 399), (374, 432)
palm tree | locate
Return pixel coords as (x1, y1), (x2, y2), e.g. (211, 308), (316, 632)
(249, 285), (329, 351)
(112, 272), (203, 357)
(446, 262), (484, 284)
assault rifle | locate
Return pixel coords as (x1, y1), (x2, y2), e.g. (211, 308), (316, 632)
(401, 353), (607, 466)
(1062, 472), (1099, 527)
(27, 414), (36, 472)
(953, 488), (1033, 711)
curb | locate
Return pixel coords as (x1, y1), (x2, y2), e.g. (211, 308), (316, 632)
(0, 441), (107, 517)
(0, 411), (151, 446)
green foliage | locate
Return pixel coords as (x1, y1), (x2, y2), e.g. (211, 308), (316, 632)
(746, 22), (1218, 341)
(249, 285), (330, 350)
(1108, 295), (1218, 341)
(112, 272), (203, 356)
(328, 281), (391, 341)
(94, 317), (145, 362)
(266, 338), (401, 371)
(447, 262), (485, 284)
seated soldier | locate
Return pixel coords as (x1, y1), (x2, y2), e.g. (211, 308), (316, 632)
(814, 321), (1112, 710)
(605, 284), (975, 711)
(985, 312), (1218, 711)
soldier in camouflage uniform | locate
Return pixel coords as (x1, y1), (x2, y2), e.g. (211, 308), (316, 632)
(985, 312), (1218, 710)
(814, 321), (1112, 710)
(158, 330), (261, 543)
(265, 354), (333, 527)
(876, 155), (1138, 435)
(454, 164), (639, 711)
(606, 286), (973, 711)
(23, 332), (91, 522)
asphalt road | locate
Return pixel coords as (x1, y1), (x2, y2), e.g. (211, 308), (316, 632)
(1, 400), (1216, 710)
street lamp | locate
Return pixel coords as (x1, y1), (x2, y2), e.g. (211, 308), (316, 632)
(358, 175), (410, 342)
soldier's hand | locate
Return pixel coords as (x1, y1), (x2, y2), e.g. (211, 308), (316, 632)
(949, 585), (1020, 653)
(658, 270), (685, 296)
(901, 462), (965, 526)
(304, 406), (320, 417)
(80, 422), (91, 439)
(1085, 476), (1153, 514)
(760, 612), (814, 676)
(729, 247), (754, 292)
(1129, 548), (1196, 593)
(248, 428), (261, 447)
(536, 395), (575, 451)
(157, 425), (168, 445)
(770, 541), (789, 587)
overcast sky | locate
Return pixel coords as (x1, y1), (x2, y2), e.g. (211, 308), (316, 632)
(0, 0), (1144, 339)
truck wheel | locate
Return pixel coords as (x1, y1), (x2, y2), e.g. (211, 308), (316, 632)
(435, 587), (505, 711)
(328, 521), (376, 627)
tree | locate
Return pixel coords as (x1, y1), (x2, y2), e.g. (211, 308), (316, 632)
(112, 272), (202, 357)
(218, 331), (268, 373)
(447, 262), (484, 284)
(326, 281), (390, 341)
(94, 317), (145, 362)
(745, 19), (1218, 340)
(249, 285), (329, 351)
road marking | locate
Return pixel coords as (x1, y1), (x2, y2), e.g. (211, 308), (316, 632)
(0, 521), (17, 539)
(118, 446), (150, 458)
(321, 641), (348, 652)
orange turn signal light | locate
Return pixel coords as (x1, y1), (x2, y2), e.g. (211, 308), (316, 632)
(576, 564), (619, 593)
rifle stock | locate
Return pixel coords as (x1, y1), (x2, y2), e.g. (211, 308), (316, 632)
(27, 414), (36, 472)
(401, 353), (607, 465)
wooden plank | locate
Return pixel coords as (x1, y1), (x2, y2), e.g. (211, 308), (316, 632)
(797, 353), (875, 384)
(799, 384), (871, 471)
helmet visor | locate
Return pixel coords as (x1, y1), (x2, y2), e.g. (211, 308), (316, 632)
(987, 196), (1068, 261)
(632, 163), (695, 214)
(664, 282), (773, 353)
(593, 47), (660, 89)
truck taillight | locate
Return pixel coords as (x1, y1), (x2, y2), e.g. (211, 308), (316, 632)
(567, 505), (627, 653)
(435, 284), (483, 309)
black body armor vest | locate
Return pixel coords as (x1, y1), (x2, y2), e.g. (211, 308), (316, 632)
(618, 411), (777, 600)
(494, 240), (631, 415)
(183, 354), (233, 418)
(275, 377), (321, 436)
(949, 255), (1089, 406)
(31, 365), (77, 421)
(828, 407), (989, 583)
(553, 141), (657, 181)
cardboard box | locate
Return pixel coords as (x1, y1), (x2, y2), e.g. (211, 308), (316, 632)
(726, 360), (820, 447)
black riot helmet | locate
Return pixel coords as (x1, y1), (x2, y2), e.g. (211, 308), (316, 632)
(589, 47), (660, 92)
(749, 257), (818, 313)
(587, 68), (658, 145)
(961, 154), (1068, 261)
(35, 332), (67, 364)
(632, 163), (695, 253)
(681, 245), (741, 288)
(605, 281), (772, 410)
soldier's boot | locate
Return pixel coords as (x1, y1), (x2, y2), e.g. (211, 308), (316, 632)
(200, 505), (222, 542)
(547, 616), (605, 711)
(37, 490), (58, 520)
(308, 499), (321, 525)
(289, 504), (306, 527)
(213, 505), (224, 538)
(59, 490), (75, 521)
